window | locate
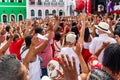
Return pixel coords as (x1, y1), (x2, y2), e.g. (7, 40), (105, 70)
(70, 5), (74, 15)
(2, 0), (5, 2)
(18, 0), (22, 2)
(31, 10), (35, 16)
(29, 0), (35, 5)
(18, 15), (23, 21)
(45, 0), (49, 2)
(52, 10), (56, 15)
(44, 0), (50, 6)
(45, 10), (49, 17)
(11, 15), (15, 22)
(59, 10), (63, 16)
(38, 10), (42, 16)
(10, 0), (14, 2)
(3, 15), (7, 23)
(38, 0), (42, 5)
(58, 0), (64, 6)
(51, 0), (57, 6)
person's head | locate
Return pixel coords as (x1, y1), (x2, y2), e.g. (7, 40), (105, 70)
(54, 32), (61, 41)
(102, 43), (120, 74)
(59, 23), (64, 28)
(65, 32), (76, 45)
(5, 25), (11, 32)
(114, 22), (120, 30)
(95, 22), (111, 34)
(114, 28), (120, 44)
(71, 26), (79, 41)
(35, 26), (44, 35)
(72, 22), (77, 27)
(88, 68), (114, 80)
(0, 55), (29, 80)
(84, 27), (91, 42)
(13, 33), (19, 41)
(25, 35), (33, 47)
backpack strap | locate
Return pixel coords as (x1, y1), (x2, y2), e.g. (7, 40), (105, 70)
(21, 46), (29, 55)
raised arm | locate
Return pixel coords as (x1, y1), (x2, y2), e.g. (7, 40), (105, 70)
(94, 41), (110, 57)
(78, 13), (86, 47)
(34, 21), (54, 55)
(0, 30), (13, 56)
(75, 42), (89, 74)
(23, 21), (54, 68)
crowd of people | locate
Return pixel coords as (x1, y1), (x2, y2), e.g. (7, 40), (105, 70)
(0, 12), (120, 80)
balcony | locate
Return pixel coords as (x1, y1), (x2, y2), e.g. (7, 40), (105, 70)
(29, 1), (35, 5)
(58, 2), (64, 6)
(44, 2), (50, 6)
(37, 2), (42, 5)
(37, 0), (42, 5)
(51, 2), (57, 6)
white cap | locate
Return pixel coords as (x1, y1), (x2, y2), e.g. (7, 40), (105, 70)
(66, 32), (76, 44)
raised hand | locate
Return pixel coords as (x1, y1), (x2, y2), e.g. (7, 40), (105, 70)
(58, 55), (78, 80)
(33, 20), (39, 28)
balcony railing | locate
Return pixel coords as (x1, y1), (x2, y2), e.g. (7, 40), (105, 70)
(51, 2), (57, 6)
(44, 2), (50, 6)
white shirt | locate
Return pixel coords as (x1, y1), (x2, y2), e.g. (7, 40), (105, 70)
(54, 41), (62, 52)
(20, 46), (41, 80)
(0, 40), (10, 55)
(59, 47), (80, 75)
(114, 5), (120, 11)
(89, 34), (116, 62)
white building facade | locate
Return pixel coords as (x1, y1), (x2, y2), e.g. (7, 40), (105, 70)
(27, 0), (65, 19)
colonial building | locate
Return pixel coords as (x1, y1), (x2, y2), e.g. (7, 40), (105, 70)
(27, 0), (65, 19)
(0, 0), (26, 23)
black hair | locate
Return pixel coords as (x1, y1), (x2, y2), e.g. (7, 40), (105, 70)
(6, 25), (11, 32)
(13, 34), (19, 41)
(84, 27), (90, 42)
(71, 26), (79, 41)
(113, 28), (120, 37)
(0, 55), (24, 80)
(88, 68), (114, 80)
(35, 26), (43, 34)
(54, 32), (61, 41)
(25, 35), (33, 47)
(72, 22), (77, 27)
(102, 43), (120, 74)
(59, 23), (64, 28)
(114, 22), (120, 30)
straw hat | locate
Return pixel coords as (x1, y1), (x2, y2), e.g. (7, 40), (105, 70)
(95, 22), (111, 33)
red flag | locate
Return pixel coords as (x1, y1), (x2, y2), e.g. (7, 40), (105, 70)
(86, 0), (91, 14)
(72, 0), (85, 12)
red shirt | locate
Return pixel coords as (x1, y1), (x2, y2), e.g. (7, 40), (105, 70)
(9, 38), (24, 60)
(82, 48), (92, 62)
(88, 55), (103, 71)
